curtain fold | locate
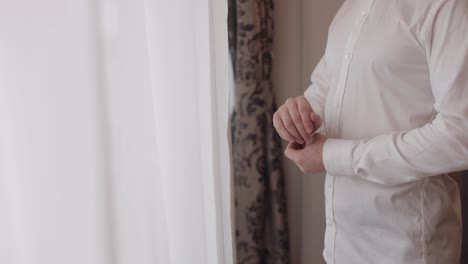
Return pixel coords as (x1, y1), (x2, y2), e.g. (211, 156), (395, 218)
(228, 0), (290, 263)
(0, 1), (232, 264)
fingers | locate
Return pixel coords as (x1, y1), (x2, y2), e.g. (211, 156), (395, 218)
(273, 96), (322, 144)
(290, 141), (306, 150)
(289, 98), (313, 142)
(273, 112), (296, 143)
(284, 142), (306, 169)
(280, 108), (304, 144)
(297, 97), (315, 134)
(284, 142), (298, 160)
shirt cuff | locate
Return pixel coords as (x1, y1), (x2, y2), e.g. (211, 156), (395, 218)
(323, 138), (356, 176)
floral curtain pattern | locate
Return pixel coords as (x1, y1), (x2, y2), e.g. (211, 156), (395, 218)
(228, 0), (290, 263)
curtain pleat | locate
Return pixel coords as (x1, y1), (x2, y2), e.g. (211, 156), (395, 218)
(228, 0), (290, 263)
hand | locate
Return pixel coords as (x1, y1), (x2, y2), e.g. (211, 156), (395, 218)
(273, 96), (322, 144)
(284, 133), (327, 174)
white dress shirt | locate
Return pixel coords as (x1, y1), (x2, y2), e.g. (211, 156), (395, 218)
(304, 0), (468, 263)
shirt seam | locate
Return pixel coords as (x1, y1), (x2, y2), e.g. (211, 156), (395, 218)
(332, 175), (336, 264)
(420, 178), (428, 263)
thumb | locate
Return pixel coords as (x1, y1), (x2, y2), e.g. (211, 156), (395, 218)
(284, 142), (301, 160)
(309, 112), (322, 131)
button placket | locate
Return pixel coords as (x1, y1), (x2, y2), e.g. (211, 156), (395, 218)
(344, 53), (352, 62)
(326, 2), (376, 262)
(330, 0), (376, 138)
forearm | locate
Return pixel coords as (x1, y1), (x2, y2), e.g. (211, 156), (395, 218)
(323, 114), (468, 185)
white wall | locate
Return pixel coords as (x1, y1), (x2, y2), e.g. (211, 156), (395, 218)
(273, 0), (344, 263)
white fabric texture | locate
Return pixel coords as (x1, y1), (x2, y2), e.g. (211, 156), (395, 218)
(304, 0), (467, 263)
(0, 1), (233, 264)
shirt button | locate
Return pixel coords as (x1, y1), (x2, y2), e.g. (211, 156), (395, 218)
(327, 219), (334, 226)
(345, 53), (352, 61)
(335, 102), (341, 108)
(360, 11), (367, 17)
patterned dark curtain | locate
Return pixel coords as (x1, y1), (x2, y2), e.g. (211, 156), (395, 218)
(461, 172), (468, 264)
(228, 0), (289, 263)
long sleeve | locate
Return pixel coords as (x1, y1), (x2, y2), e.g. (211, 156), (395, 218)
(323, 0), (468, 185)
(304, 56), (330, 135)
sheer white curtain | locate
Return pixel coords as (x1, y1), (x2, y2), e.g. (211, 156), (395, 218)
(0, 1), (233, 264)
